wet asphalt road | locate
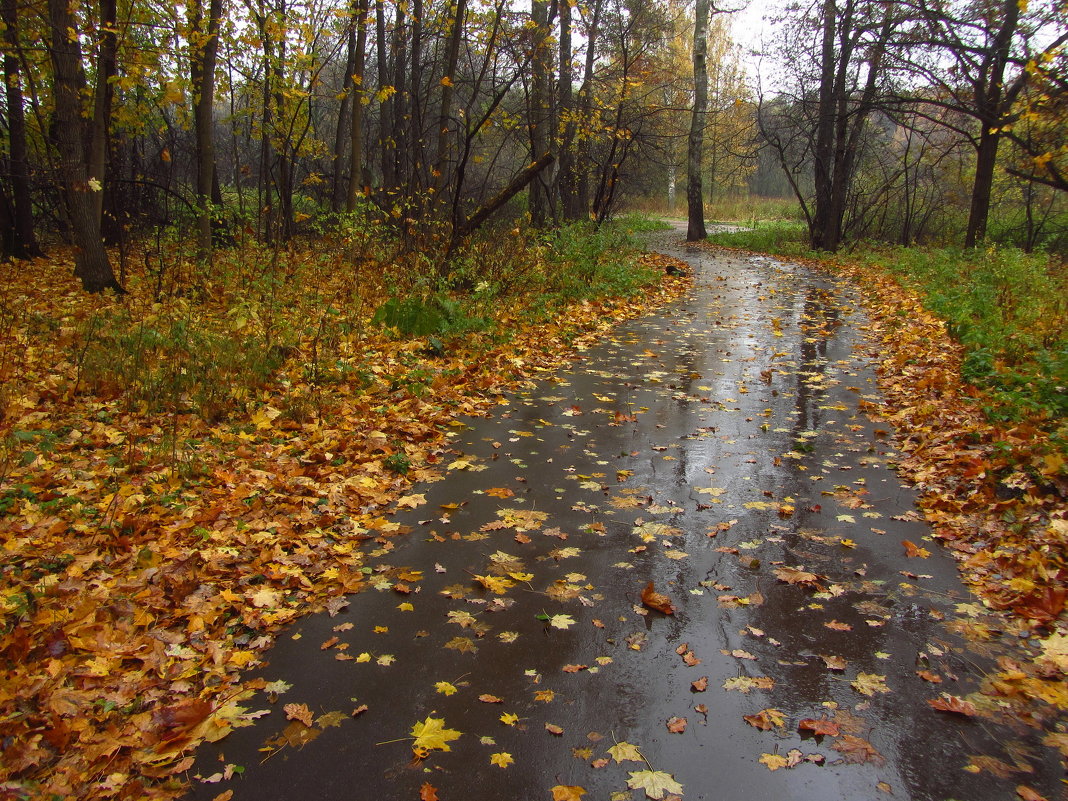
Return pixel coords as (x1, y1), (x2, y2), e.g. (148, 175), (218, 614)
(185, 235), (1061, 801)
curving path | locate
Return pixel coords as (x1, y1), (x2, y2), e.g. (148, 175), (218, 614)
(185, 234), (1060, 801)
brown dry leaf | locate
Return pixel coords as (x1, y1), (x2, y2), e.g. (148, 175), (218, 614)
(825, 620), (852, 631)
(916, 670), (942, 683)
(420, 782), (439, 801)
(666, 716), (687, 733)
(798, 718), (840, 737)
(479, 694), (504, 704)
(927, 694), (978, 716)
(743, 709), (786, 731)
(641, 581), (676, 615)
(832, 735), (886, 765)
(691, 676), (708, 692)
(545, 723), (564, 736)
(283, 703), (314, 727)
(821, 654), (847, 670)
(773, 566), (823, 589)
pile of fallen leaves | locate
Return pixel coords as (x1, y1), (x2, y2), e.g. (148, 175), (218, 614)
(0, 245), (689, 800)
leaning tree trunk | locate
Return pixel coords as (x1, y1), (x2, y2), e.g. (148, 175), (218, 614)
(46, 0), (120, 292)
(686, 0), (710, 241)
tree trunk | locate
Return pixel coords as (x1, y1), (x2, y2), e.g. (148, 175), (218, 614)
(686, 0), (709, 241)
(376, 0), (395, 191)
(557, 0), (581, 221)
(346, 0), (370, 211)
(332, 24), (357, 213)
(88, 0), (117, 227)
(191, 0), (223, 258)
(529, 0), (551, 227)
(0, 0), (40, 258)
(810, 0), (837, 250)
(964, 0), (1019, 248)
(574, 0), (601, 218)
(432, 0), (466, 197)
(46, 0), (120, 292)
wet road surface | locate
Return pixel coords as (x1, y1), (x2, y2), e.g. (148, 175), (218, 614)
(186, 237), (1062, 801)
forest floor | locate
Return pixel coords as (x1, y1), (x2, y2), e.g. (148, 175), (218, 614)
(1, 230), (1065, 801)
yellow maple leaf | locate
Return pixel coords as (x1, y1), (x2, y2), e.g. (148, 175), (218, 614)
(759, 753), (789, 771)
(474, 574), (515, 594)
(499, 712), (519, 726)
(435, 681), (458, 696)
(608, 741), (643, 763)
(551, 786), (587, 801)
(410, 716), (461, 754)
(490, 751), (514, 768)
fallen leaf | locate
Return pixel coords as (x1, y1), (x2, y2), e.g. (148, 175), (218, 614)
(626, 769), (684, 799)
(851, 673), (890, 696)
(743, 708), (786, 730)
(608, 741), (644, 763)
(410, 716), (461, 755)
(832, 734), (885, 765)
(500, 712), (519, 726)
(798, 718), (840, 737)
(666, 716), (687, 733)
(691, 677), (708, 692)
(758, 753), (788, 771)
(902, 540), (931, 558)
(927, 695), (977, 716)
(419, 782), (439, 801)
(722, 676), (775, 693)
(545, 723), (564, 735)
(551, 786), (587, 801)
(641, 581), (676, 615)
(284, 703), (313, 727)
(479, 694), (503, 704)
(490, 752), (514, 768)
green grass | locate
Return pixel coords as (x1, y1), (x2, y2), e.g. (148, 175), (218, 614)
(850, 245), (1067, 437)
(705, 220), (810, 255)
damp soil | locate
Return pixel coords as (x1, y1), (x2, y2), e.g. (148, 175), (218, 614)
(184, 233), (1062, 801)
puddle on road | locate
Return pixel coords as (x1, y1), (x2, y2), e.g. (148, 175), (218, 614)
(185, 243), (1061, 801)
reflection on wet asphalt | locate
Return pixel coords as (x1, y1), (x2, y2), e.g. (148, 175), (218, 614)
(186, 236), (1061, 801)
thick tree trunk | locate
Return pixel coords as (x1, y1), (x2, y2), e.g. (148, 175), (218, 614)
(191, 0), (223, 258)
(346, 0), (370, 211)
(46, 0), (120, 292)
(0, 0), (40, 258)
(686, 0), (709, 241)
(964, 0), (1019, 248)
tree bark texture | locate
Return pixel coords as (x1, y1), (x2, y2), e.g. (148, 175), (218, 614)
(46, 0), (120, 292)
(686, 0), (709, 241)
(0, 0), (40, 258)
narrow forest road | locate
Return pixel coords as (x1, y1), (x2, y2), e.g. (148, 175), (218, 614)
(185, 235), (1061, 801)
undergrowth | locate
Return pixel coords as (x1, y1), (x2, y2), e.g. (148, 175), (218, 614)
(0, 217), (660, 432)
(848, 245), (1067, 444)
